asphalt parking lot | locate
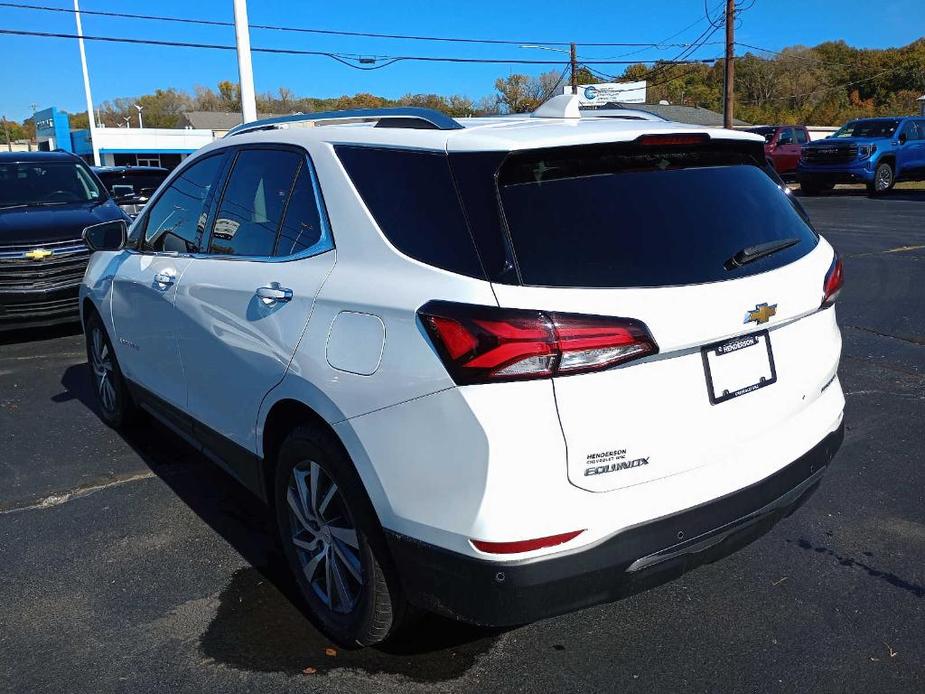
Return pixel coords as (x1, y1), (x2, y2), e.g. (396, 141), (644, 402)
(1, 191), (923, 694)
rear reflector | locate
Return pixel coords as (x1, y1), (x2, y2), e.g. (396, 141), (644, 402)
(636, 133), (710, 147)
(822, 253), (844, 307)
(471, 530), (584, 555)
(418, 301), (658, 385)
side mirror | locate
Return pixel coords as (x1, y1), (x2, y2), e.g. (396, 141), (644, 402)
(82, 220), (127, 252)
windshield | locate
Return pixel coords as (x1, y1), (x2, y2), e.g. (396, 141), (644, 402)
(497, 144), (817, 288)
(0, 160), (103, 209)
(745, 127), (776, 143)
(832, 119), (900, 139)
(97, 172), (168, 198)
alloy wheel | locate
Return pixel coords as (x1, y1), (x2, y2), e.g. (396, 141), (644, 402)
(287, 460), (363, 614)
(89, 326), (117, 415)
(876, 165), (893, 191)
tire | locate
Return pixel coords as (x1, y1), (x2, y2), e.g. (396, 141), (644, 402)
(799, 181), (822, 196)
(867, 162), (894, 196)
(274, 424), (407, 647)
(84, 310), (137, 428)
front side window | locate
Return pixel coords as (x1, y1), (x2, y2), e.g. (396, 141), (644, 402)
(209, 149), (301, 257)
(777, 128), (794, 145)
(142, 154), (224, 253)
(901, 120), (922, 141)
(0, 160), (102, 209)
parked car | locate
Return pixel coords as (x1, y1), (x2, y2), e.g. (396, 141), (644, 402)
(798, 116), (925, 196)
(0, 151), (127, 331)
(745, 125), (811, 179)
(92, 165), (169, 218)
(79, 99), (845, 647)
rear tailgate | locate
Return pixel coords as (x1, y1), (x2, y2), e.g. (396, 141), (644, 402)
(490, 135), (843, 492)
(493, 244), (840, 492)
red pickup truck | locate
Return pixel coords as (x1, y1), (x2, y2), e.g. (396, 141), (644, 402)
(745, 125), (811, 180)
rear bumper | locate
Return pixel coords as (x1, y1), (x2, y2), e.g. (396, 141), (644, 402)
(387, 421), (844, 627)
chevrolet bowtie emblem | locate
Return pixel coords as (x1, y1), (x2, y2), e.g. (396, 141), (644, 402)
(24, 248), (54, 261)
(744, 302), (777, 325)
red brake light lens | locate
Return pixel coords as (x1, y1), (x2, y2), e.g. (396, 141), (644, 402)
(636, 133), (710, 147)
(419, 301), (658, 385)
(471, 530), (585, 555)
(822, 253), (844, 307)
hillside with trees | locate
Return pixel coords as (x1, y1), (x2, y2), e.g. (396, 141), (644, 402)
(3, 37), (924, 140)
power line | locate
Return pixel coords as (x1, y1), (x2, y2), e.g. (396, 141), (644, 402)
(0, 2), (733, 49)
(0, 27), (729, 67)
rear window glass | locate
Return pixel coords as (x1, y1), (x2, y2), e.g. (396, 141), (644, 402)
(335, 146), (484, 278)
(498, 144), (818, 288)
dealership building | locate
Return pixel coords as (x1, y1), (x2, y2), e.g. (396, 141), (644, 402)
(33, 106), (214, 169)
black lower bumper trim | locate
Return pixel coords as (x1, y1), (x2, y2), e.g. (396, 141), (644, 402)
(386, 421), (844, 627)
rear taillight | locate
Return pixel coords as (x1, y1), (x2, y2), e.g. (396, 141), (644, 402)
(822, 253), (844, 307)
(418, 301), (658, 385)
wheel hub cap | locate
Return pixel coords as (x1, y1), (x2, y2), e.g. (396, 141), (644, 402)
(287, 461), (363, 614)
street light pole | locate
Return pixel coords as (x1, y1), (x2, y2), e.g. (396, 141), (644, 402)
(570, 43), (579, 95)
(233, 0), (258, 123)
(74, 0), (100, 165)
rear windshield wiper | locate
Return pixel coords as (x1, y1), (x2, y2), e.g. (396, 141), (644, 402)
(724, 237), (801, 270)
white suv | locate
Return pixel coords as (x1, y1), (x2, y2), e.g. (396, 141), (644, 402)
(79, 96), (845, 646)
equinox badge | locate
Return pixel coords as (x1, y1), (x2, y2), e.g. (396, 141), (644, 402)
(744, 302), (777, 325)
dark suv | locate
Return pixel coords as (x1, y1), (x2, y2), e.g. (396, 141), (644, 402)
(0, 152), (128, 330)
(92, 165), (169, 218)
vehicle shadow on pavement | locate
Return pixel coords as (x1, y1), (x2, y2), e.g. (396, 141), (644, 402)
(796, 188), (925, 202)
(59, 362), (502, 681)
(0, 322), (82, 347)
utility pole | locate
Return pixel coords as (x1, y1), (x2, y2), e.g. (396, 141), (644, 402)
(723, 0), (735, 129)
(233, 0), (258, 123)
(74, 0), (100, 164)
(2, 117), (11, 152)
(570, 42), (579, 95)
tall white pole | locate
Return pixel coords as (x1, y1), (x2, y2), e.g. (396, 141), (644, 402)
(233, 0), (257, 123)
(73, 0), (100, 165)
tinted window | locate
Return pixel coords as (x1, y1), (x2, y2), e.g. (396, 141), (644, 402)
(833, 119), (900, 138)
(275, 163), (326, 256)
(98, 171), (168, 197)
(335, 146), (484, 278)
(497, 144), (817, 288)
(902, 120), (922, 140)
(143, 154), (224, 253)
(745, 126), (775, 143)
(777, 128), (794, 145)
(0, 160), (102, 208)
(795, 128), (809, 144)
(210, 149), (301, 257)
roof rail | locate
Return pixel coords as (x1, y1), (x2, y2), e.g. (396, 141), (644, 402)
(225, 107), (463, 137)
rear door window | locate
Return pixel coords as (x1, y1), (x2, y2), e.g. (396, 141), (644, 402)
(209, 149), (301, 257)
(497, 143), (818, 288)
(795, 128), (809, 144)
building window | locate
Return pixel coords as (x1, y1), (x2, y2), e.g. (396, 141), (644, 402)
(136, 155), (162, 167)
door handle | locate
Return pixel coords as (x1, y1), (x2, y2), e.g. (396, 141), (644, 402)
(256, 285), (293, 305)
(154, 271), (175, 287)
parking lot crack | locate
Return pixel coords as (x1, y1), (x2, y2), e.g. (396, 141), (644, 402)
(845, 324), (925, 347)
(0, 471), (155, 515)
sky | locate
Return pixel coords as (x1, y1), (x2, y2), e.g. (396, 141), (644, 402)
(1, 0), (924, 121)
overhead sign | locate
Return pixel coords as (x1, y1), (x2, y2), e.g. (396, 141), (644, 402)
(564, 81), (647, 106)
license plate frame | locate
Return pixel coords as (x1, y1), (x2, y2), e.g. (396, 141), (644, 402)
(701, 330), (777, 405)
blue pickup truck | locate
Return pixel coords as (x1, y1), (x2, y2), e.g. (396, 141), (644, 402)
(797, 116), (925, 196)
